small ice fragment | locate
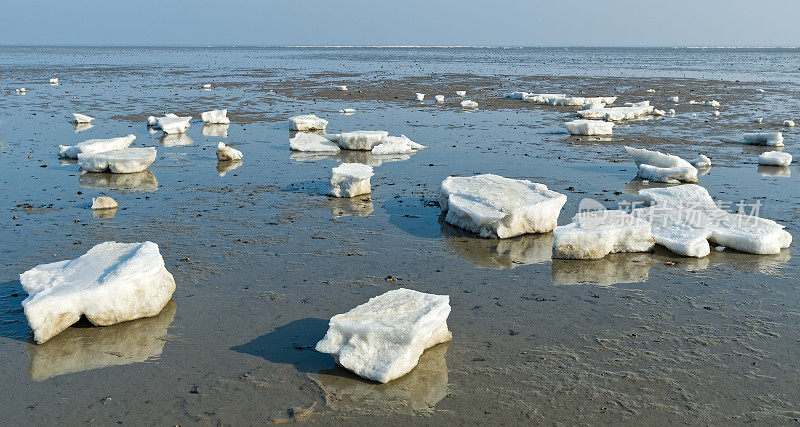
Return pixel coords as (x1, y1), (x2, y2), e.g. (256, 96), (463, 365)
(744, 132), (784, 147)
(72, 113), (94, 124)
(203, 84), (211, 89)
(289, 133), (341, 153)
(692, 154), (712, 168)
(19, 241), (176, 344)
(78, 147), (157, 174)
(216, 142), (243, 161)
(415, 93), (426, 101)
(668, 96), (679, 103)
(435, 95), (445, 102)
(439, 174), (566, 238)
(201, 109), (230, 125)
(713, 110), (720, 117)
(668, 109), (676, 115)
(49, 78), (59, 85)
(504, 92), (528, 100)
(754, 117), (763, 123)
(756, 88), (765, 93)
(460, 100), (478, 109)
(337, 130), (389, 150)
(17, 87), (26, 93)
(339, 108), (356, 114)
(625, 146), (698, 184)
(653, 109), (666, 116)
(158, 116), (192, 134)
(371, 135), (425, 155)
(715, 246), (725, 252)
(59, 134), (136, 159)
(330, 163), (373, 198)
(783, 120), (796, 127)
(315, 288), (451, 383)
(577, 105), (654, 121)
(580, 101), (606, 110)
(758, 151), (792, 167)
(549, 96), (617, 106)
(708, 100), (720, 107)
(646, 89), (656, 93)
(334, 85), (348, 91)
(289, 114), (328, 131)
(553, 210), (656, 260)
(692, 113), (697, 118)
(565, 119), (614, 136)
(91, 196), (118, 210)
(456, 91), (466, 97)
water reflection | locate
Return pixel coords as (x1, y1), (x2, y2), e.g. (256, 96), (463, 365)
(552, 254), (655, 286)
(289, 150), (411, 166)
(217, 159), (242, 177)
(92, 207), (118, 219)
(442, 223), (553, 269)
(757, 165), (791, 178)
(202, 124), (229, 138)
(622, 178), (679, 195)
(328, 195), (374, 218)
(316, 342), (449, 416)
(25, 300), (176, 381)
(73, 122), (94, 133)
(79, 170), (158, 192)
(157, 133), (194, 147)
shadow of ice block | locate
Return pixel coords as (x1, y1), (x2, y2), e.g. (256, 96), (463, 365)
(79, 170), (158, 192)
(157, 133), (194, 147)
(73, 122), (94, 133)
(202, 124), (230, 138)
(551, 253), (656, 286)
(25, 300), (176, 381)
(327, 195), (374, 218)
(315, 342), (449, 416)
(757, 165), (791, 178)
(442, 222), (553, 269)
(217, 159), (242, 177)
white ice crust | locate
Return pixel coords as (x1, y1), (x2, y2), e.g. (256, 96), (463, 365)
(289, 132), (341, 152)
(289, 114), (328, 131)
(91, 196), (118, 210)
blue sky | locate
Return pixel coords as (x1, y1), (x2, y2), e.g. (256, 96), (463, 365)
(2, 0), (799, 47)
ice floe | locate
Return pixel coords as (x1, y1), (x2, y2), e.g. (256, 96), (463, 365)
(334, 85), (348, 91)
(435, 95), (445, 102)
(78, 147), (157, 173)
(339, 108), (356, 114)
(415, 93), (425, 101)
(553, 210), (655, 260)
(203, 83), (211, 89)
(456, 91), (466, 97)
(289, 114), (328, 131)
(337, 130), (389, 150)
(49, 78), (59, 85)
(330, 163), (374, 198)
(692, 154), (712, 168)
(20, 241), (176, 344)
(548, 96), (617, 106)
(158, 115), (192, 134)
(289, 132), (341, 152)
(565, 119), (614, 136)
(201, 109), (230, 125)
(758, 151), (792, 166)
(91, 196), (118, 210)
(440, 174), (566, 238)
(216, 142), (242, 161)
(371, 135), (425, 155)
(578, 104), (654, 121)
(59, 134), (136, 159)
(460, 100), (478, 109)
(72, 113), (94, 124)
(504, 92), (528, 100)
(315, 288), (451, 383)
(668, 96), (679, 103)
(625, 146), (698, 183)
(744, 132), (784, 147)
(783, 120), (796, 127)
(632, 185), (792, 257)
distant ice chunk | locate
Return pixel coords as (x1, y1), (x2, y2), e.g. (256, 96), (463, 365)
(668, 96), (679, 103)
(18, 87), (27, 93)
(334, 85), (348, 91)
(692, 154), (712, 168)
(289, 132), (341, 152)
(708, 100), (720, 107)
(553, 210), (655, 260)
(578, 105), (654, 121)
(158, 116), (192, 134)
(653, 109), (666, 116)
(371, 135), (426, 155)
(460, 100), (478, 109)
(20, 241), (176, 344)
(59, 134), (136, 159)
(50, 78), (59, 85)
(744, 132), (784, 147)
(200, 109), (230, 125)
(504, 92), (528, 100)
(216, 142), (243, 161)
(435, 95), (445, 102)
(415, 93), (425, 101)
(668, 109), (676, 115)
(91, 196), (118, 210)
(78, 147), (157, 174)
(203, 83), (211, 89)
(315, 288), (451, 383)
(330, 163), (374, 198)
(522, 94), (565, 104)
(713, 110), (720, 117)
(289, 114), (328, 131)
(565, 119), (614, 136)
(756, 88), (766, 93)
(72, 113), (93, 124)
(754, 117), (763, 123)
(646, 89), (656, 93)
(337, 130), (389, 150)
(439, 174), (566, 238)
(632, 185), (792, 257)
(625, 146), (698, 183)
(758, 151), (792, 166)
(339, 108), (357, 114)
(580, 101), (606, 110)
(783, 120), (796, 127)
(455, 91), (466, 97)
(623, 101), (650, 108)
(548, 96), (617, 106)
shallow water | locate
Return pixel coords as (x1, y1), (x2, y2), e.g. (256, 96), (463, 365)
(0, 47), (798, 424)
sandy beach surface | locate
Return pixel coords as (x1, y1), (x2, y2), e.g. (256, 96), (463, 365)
(0, 47), (798, 424)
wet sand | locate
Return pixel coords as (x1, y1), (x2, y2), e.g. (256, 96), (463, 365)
(0, 47), (798, 424)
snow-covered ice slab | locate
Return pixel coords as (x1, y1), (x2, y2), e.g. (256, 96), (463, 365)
(744, 132), (784, 147)
(578, 105), (654, 121)
(548, 96), (617, 106)
(522, 93), (566, 104)
(461, 100), (478, 109)
(371, 135), (425, 155)
(72, 113), (94, 124)
(758, 151), (792, 166)
(504, 91), (528, 100)
(330, 163), (374, 198)
(456, 91), (466, 97)
(553, 210), (655, 260)
(415, 93), (425, 101)
(632, 185), (792, 257)
(20, 241), (176, 344)
(692, 154), (712, 168)
(289, 114), (328, 131)
(315, 288), (451, 383)
(158, 116), (192, 134)
(440, 174), (566, 238)
(78, 147), (157, 173)
(59, 134), (136, 159)
(625, 146), (698, 183)
(289, 132), (341, 152)
(201, 109), (230, 125)
(91, 196), (118, 210)
(337, 130), (389, 150)
(216, 142), (242, 161)
(565, 119), (614, 136)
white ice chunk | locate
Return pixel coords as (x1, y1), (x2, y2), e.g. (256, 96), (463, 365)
(20, 241), (176, 344)
(200, 109), (230, 125)
(504, 91), (528, 100)
(708, 100), (720, 107)
(435, 95), (445, 102)
(553, 210), (655, 260)
(754, 117), (763, 123)
(337, 130), (389, 150)
(334, 85), (348, 91)
(50, 78), (59, 85)
(91, 196), (118, 210)
(758, 151), (792, 166)
(668, 109), (676, 115)
(653, 109), (666, 116)
(646, 89), (656, 93)
(289, 132), (341, 152)
(415, 93), (425, 101)
(456, 91), (466, 97)
(460, 100), (478, 109)
(315, 288), (451, 383)
(157, 116), (192, 134)
(744, 132), (784, 147)
(692, 154), (712, 168)
(565, 119), (614, 136)
(625, 146), (698, 183)
(330, 163), (374, 198)
(439, 174), (566, 239)
(216, 142), (242, 161)
(289, 114), (328, 131)
(339, 108), (356, 114)
(668, 96), (679, 103)
(78, 147), (157, 174)
(371, 135), (426, 155)
(548, 96), (617, 106)
(756, 88), (766, 93)
(203, 83), (211, 89)
(783, 120), (796, 127)
(58, 134), (136, 159)
(624, 101), (650, 108)
(632, 185), (792, 257)
(713, 110), (720, 117)
(72, 113), (93, 124)
(580, 101), (606, 110)
(522, 93), (565, 104)
(577, 105), (654, 121)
